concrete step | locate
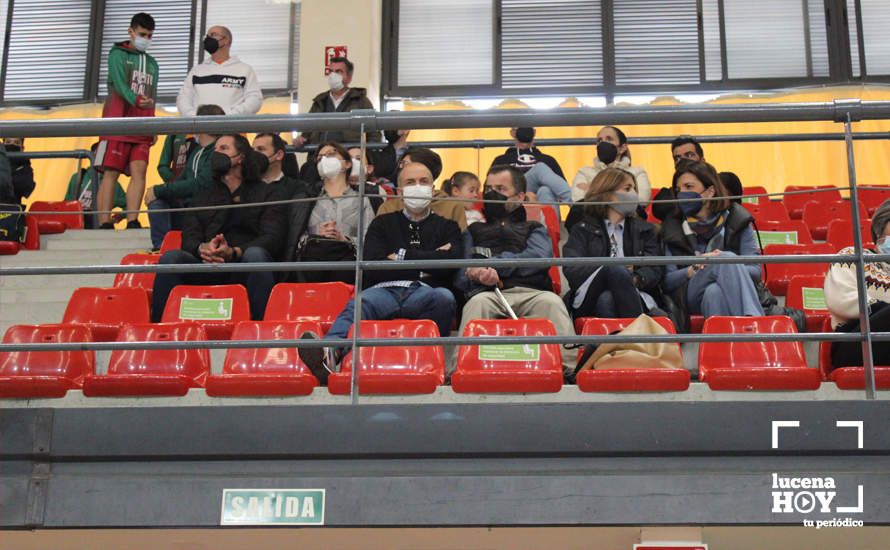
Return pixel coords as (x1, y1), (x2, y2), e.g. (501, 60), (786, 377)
(40, 229), (152, 251)
(0, 251), (134, 267)
(0, 287), (77, 304)
(0, 302), (67, 325)
(41, 228), (151, 242)
(0, 274), (115, 289)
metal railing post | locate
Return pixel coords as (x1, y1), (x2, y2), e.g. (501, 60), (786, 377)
(350, 125), (368, 404)
(840, 103), (877, 399)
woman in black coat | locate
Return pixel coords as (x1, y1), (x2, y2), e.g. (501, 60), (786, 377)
(562, 167), (664, 319)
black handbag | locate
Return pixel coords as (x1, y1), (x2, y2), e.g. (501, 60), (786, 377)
(0, 203), (24, 243)
(295, 235), (357, 283)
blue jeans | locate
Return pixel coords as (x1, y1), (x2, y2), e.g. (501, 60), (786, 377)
(524, 163), (573, 218)
(148, 198), (183, 249)
(151, 247), (275, 322)
(325, 284), (456, 342)
(687, 251), (764, 318)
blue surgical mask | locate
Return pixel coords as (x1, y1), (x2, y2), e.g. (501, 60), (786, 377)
(877, 239), (890, 255)
(677, 191), (703, 217)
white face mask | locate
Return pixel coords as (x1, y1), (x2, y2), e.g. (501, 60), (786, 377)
(132, 36), (151, 52)
(327, 71), (344, 91)
(350, 158), (365, 180)
(402, 184), (433, 213)
(317, 156), (343, 180)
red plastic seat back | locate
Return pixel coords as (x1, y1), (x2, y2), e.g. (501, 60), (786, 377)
(741, 186), (768, 204)
(22, 214), (40, 250)
(755, 220), (814, 245)
(28, 200), (84, 230)
(161, 284), (250, 339)
(223, 320), (322, 375)
(785, 274), (828, 314)
(859, 186), (890, 216)
(743, 201), (789, 223)
(340, 319), (444, 381)
(524, 203), (561, 258)
(699, 316), (807, 379)
(762, 243), (833, 296)
(107, 322), (210, 385)
(114, 253), (160, 294)
(0, 324), (94, 385)
(783, 186), (842, 219)
(263, 282), (355, 332)
(457, 318), (562, 373)
(581, 316), (676, 335)
(62, 287), (150, 341)
(159, 230), (182, 253)
(803, 200), (864, 240)
(826, 219), (874, 250)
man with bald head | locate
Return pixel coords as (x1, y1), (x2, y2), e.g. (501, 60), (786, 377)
(176, 25), (263, 116)
(298, 162), (465, 384)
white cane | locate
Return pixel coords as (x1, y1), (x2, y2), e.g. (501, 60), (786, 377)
(494, 287), (519, 321)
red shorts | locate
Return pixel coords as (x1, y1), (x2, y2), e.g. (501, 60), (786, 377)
(95, 140), (151, 175)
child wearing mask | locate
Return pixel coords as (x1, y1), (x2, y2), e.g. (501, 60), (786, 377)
(563, 168), (663, 319)
(441, 171), (484, 225)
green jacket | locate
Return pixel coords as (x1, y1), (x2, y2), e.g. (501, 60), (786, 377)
(153, 139), (216, 202)
(157, 134), (195, 183)
(65, 169), (126, 209)
(101, 41), (159, 143)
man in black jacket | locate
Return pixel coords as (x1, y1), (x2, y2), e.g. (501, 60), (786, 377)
(455, 165), (575, 375)
(151, 134), (288, 321)
(299, 162), (463, 383)
(1, 138), (36, 206)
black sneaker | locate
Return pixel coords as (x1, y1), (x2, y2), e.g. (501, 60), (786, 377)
(298, 331), (330, 385)
(126, 220), (142, 229)
(99, 222), (116, 230)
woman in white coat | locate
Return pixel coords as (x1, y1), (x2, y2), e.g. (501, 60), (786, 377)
(571, 125), (651, 207)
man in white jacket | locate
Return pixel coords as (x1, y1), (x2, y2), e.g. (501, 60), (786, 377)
(176, 26), (263, 116)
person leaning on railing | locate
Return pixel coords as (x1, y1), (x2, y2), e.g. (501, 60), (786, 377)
(824, 199), (890, 370)
(150, 134), (288, 322)
(562, 167), (664, 320)
(660, 159), (764, 327)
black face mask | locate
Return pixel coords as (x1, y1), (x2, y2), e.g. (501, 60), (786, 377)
(203, 36), (220, 55)
(384, 130), (400, 144)
(252, 150), (270, 176)
(211, 151), (234, 178)
(3, 144), (21, 153)
(515, 127), (535, 143)
(597, 141), (619, 165)
(483, 189), (510, 221)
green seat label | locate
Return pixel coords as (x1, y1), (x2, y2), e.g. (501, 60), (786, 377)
(759, 231), (798, 246)
(802, 287), (827, 311)
(479, 344), (540, 361)
(179, 298), (233, 320)
(220, 489), (325, 525)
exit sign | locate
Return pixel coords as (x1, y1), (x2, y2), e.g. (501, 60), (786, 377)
(220, 489), (325, 526)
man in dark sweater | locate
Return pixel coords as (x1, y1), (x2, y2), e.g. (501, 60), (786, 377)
(151, 134), (288, 321)
(299, 162), (464, 383)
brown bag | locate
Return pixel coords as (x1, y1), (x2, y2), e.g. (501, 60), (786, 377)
(579, 314), (684, 371)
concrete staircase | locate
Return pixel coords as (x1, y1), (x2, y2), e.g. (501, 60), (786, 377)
(0, 228), (153, 335)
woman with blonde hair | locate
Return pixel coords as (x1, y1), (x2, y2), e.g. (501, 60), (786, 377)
(562, 167), (663, 319)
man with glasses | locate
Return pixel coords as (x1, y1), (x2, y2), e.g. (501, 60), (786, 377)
(298, 162), (464, 384)
(176, 25), (263, 116)
(456, 165), (575, 376)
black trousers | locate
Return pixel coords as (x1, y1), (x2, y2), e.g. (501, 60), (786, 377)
(831, 302), (890, 369)
(571, 265), (644, 319)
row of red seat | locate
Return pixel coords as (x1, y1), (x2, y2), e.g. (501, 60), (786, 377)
(743, 199), (874, 244)
(742, 184), (890, 218)
(1, 314), (885, 399)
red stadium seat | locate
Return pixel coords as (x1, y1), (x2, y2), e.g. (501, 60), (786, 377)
(0, 241), (18, 255)
(161, 284), (250, 340)
(803, 200), (864, 241)
(62, 287), (150, 341)
(452, 318), (563, 393)
(743, 201), (790, 223)
(28, 200), (84, 233)
(858, 186), (890, 216)
(263, 282), (355, 333)
(159, 230), (182, 253)
(524, 203), (561, 258)
(825, 219), (874, 250)
(785, 274), (829, 332)
(0, 324), (94, 398)
(575, 317), (689, 392)
(762, 243), (833, 296)
(83, 322), (210, 397)
(755, 220), (814, 245)
(114, 253), (160, 299)
(328, 320), (445, 395)
(741, 186), (768, 204)
(22, 214), (39, 250)
(783, 185), (842, 220)
(205, 321), (321, 397)
(818, 317), (890, 389)
(699, 316), (820, 390)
